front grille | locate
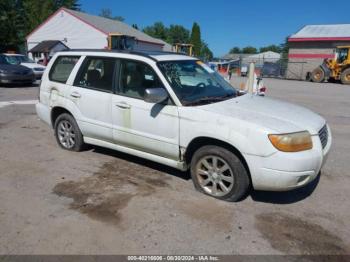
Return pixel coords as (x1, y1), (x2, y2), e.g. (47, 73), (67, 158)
(318, 124), (328, 149)
(13, 70), (31, 75)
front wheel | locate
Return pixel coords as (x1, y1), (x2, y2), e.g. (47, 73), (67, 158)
(54, 113), (85, 152)
(190, 145), (250, 202)
(311, 67), (325, 83)
(340, 68), (350, 85)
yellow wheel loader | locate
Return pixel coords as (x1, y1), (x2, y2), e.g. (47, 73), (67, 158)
(311, 46), (350, 84)
(173, 43), (194, 56)
(107, 33), (137, 50)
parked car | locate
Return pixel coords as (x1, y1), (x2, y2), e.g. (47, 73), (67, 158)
(2, 53), (46, 79)
(36, 50), (332, 202)
(0, 54), (36, 85)
(240, 65), (248, 76)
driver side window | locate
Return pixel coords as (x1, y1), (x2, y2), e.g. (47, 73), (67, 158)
(118, 60), (163, 100)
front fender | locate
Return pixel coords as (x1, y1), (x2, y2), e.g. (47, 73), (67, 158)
(179, 109), (277, 157)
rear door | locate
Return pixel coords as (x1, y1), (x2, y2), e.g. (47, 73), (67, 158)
(45, 55), (80, 108)
(111, 58), (180, 160)
(68, 56), (116, 142)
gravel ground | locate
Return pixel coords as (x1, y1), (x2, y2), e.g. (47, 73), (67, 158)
(0, 78), (349, 255)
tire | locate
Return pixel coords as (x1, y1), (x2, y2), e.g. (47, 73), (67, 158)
(311, 67), (325, 83)
(54, 113), (84, 152)
(340, 68), (350, 85)
(190, 145), (250, 202)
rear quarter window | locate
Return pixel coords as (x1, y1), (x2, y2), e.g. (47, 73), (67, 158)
(49, 56), (80, 83)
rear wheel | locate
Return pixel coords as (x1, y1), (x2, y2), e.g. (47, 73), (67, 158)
(340, 68), (350, 85)
(190, 145), (250, 202)
(311, 67), (325, 83)
(54, 113), (84, 152)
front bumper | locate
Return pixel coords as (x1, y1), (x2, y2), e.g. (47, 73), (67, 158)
(0, 73), (35, 84)
(33, 71), (44, 79)
(244, 125), (332, 191)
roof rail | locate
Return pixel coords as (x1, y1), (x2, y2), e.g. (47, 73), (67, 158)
(64, 48), (183, 61)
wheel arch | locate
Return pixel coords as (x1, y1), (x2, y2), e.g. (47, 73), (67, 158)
(341, 64), (350, 71)
(184, 136), (251, 180)
(51, 107), (73, 127)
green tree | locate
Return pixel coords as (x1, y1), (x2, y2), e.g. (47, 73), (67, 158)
(259, 44), (282, 53)
(53, 0), (80, 10)
(0, 0), (80, 52)
(280, 38), (289, 60)
(229, 46), (241, 54)
(190, 22), (201, 57)
(242, 46), (257, 54)
(142, 21), (212, 59)
(143, 22), (168, 41)
(0, 0), (24, 51)
(166, 25), (190, 45)
(200, 41), (213, 61)
(99, 8), (124, 21)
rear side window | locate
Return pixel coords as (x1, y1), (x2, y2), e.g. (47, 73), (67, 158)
(74, 57), (116, 92)
(49, 56), (80, 83)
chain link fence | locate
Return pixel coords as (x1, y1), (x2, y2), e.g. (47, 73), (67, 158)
(223, 55), (319, 81)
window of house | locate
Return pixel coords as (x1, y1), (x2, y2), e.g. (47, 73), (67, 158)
(74, 57), (116, 92)
(49, 56), (80, 83)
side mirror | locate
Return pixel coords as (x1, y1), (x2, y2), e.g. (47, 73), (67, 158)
(144, 88), (169, 104)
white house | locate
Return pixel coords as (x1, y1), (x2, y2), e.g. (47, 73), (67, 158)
(26, 7), (172, 60)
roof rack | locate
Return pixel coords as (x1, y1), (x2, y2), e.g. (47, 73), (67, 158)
(64, 49), (183, 61)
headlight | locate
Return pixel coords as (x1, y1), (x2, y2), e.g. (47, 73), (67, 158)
(268, 131), (313, 152)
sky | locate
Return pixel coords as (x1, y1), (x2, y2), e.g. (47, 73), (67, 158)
(80, 0), (350, 56)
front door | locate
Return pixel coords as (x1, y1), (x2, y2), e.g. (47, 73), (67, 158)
(112, 59), (179, 160)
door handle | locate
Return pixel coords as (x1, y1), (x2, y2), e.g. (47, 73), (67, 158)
(70, 92), (81, 98)
(115, 102), (131, 109)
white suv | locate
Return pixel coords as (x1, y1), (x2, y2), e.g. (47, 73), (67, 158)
(36, 50), (332, 201)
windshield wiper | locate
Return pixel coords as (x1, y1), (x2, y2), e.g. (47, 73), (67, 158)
(183, 93), (235, 106)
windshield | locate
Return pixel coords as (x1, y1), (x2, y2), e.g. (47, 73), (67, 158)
(3, 56), (19, 65)
(9, 55), (35, 64)
(337, 48), (348, 63)
(158, 60), (237, 106)
(0, 55), (10, 65)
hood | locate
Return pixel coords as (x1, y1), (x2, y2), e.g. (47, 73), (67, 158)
(199, 95), (325, 135)
(0, 64), (33, 73)
(21, 62), (45, 69)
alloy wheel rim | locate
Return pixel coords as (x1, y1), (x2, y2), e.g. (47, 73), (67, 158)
(195, 155), (234, 197)
(57, 120), (76, 149)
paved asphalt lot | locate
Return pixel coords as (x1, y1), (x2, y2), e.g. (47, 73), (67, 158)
(0, 78), (349, 255)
